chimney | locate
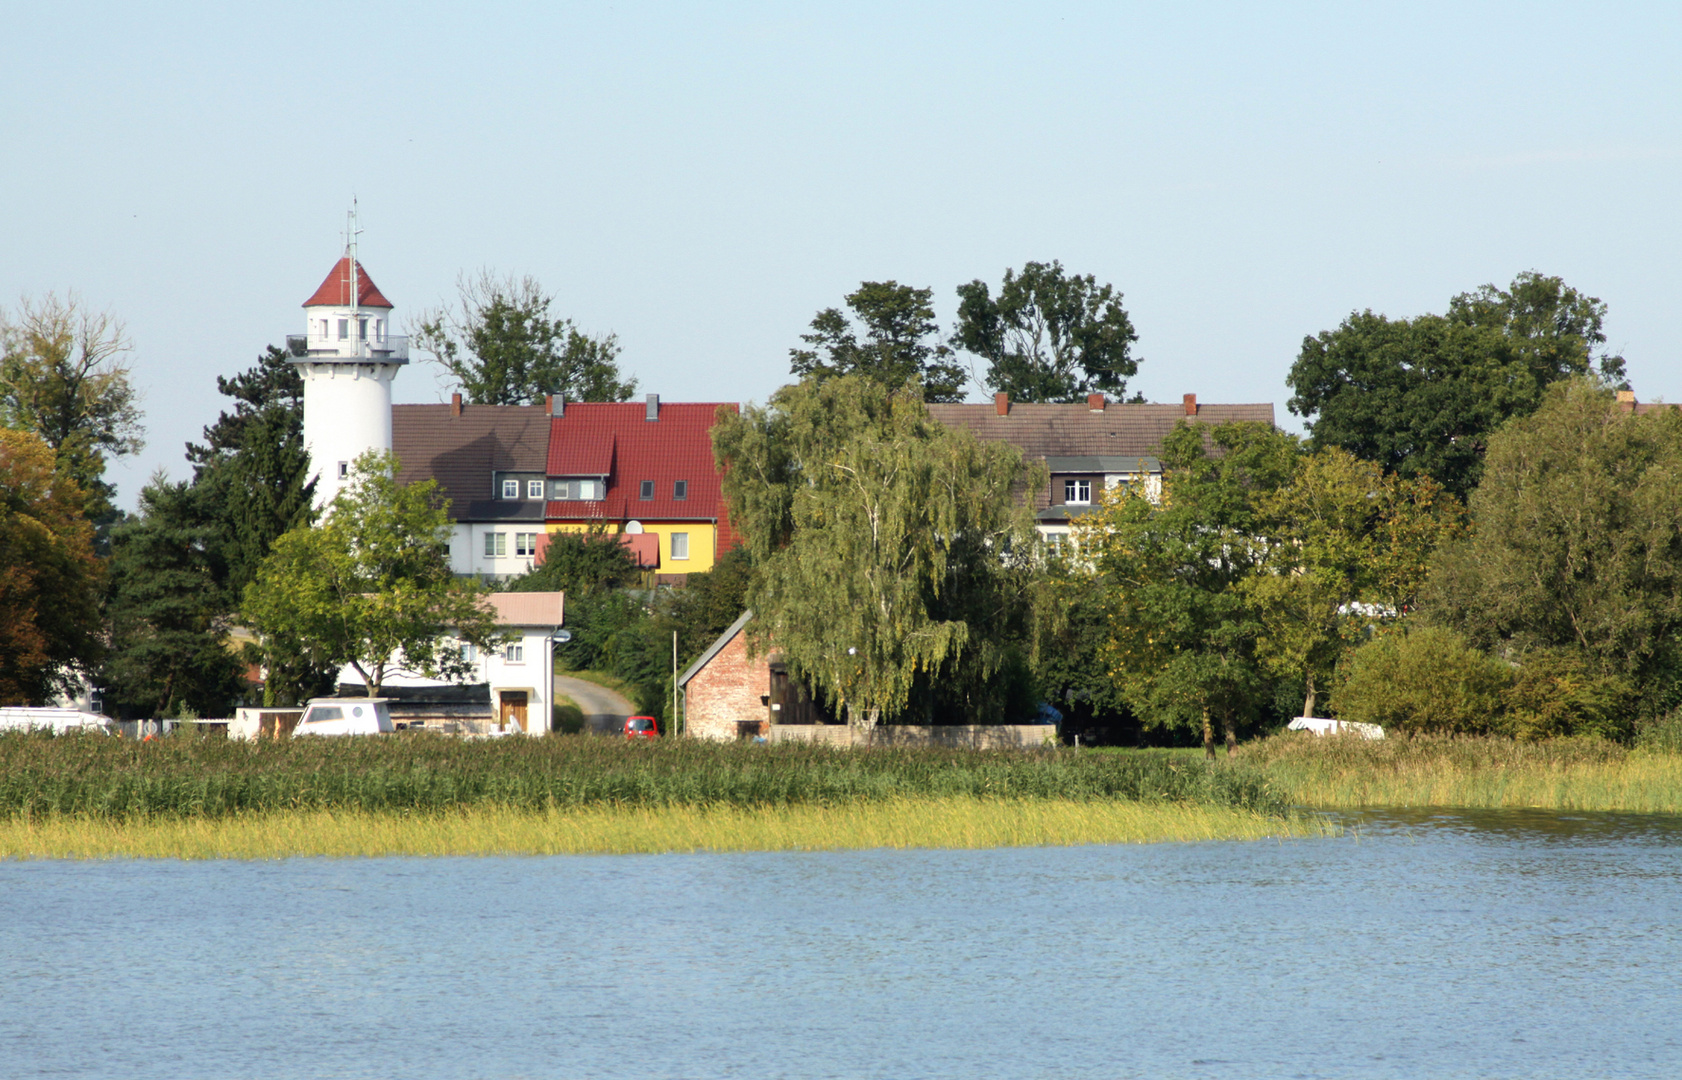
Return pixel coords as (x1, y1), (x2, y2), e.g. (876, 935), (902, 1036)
(1617, 389), (1637, 414)
(451, 392), (462, 417)
(994, 392), (1010, 416)
(1087, 393), (1106, 412)
(645, 393), (660, 421)
(1183, 393), (1199, 416)
(548, 393), (564, 418)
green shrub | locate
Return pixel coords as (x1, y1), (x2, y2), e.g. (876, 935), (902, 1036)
(1332, 625), (1510, 735)
(1500, 650), (1635, 741)
(1635, 707), (1682, 753)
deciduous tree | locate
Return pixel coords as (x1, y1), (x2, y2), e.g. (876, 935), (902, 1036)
(713, 377), (1037, 726)
(0, 429), (103, 704)
(0, 293), (144, 528)
(1287, 271), (1625, 497)
(789, 281), (968, 402)
(413, 272), (636, 406)
(952, 261), (1139, 403)
(242, 451), (506, 697)
(1420, 378), (1682, 713)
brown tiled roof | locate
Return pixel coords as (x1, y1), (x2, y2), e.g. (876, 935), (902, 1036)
(392, 403), (550, 519)
(928, 399), (1276, 511)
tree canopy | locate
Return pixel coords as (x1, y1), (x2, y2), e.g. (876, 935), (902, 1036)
(0, 293), (144, 528)
(1420, 378), (1682, 713)
(413, 272), (636, 406)
(713, 377), (1038, 725)
(102, 476), (247, 719)
(242, 451), (506, 698)
(0, 428), (103, 704)
(788, 281), (968, 403)
(1287, 271), (1626, 498)
(186, 345), (316, 598)
(503, 524), (642, 597)
(1077, 422), (1297, 756)
(952, 261), (1140, 403)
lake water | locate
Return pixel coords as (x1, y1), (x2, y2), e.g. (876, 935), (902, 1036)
(3, 810), (1680, 1079)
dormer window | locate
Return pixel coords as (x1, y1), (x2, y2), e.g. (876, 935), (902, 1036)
(639, 480), (654, 500)
(1064, 479), (1092, 505)
(502, 479), (520, 499)
(527, 480), (544, 499)
(673, 480), (687, 500)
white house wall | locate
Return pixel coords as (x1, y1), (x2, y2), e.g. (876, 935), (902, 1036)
(342, 624), (559, 735)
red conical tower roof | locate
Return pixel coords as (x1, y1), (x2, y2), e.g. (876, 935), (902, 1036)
(302, 256), (394, 308)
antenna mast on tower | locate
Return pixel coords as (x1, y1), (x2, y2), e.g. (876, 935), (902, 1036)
(345, 198), (364, 355)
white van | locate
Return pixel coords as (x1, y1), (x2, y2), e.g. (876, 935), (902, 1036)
(0, 708), (115, 735)
(293, 698), (395, 737)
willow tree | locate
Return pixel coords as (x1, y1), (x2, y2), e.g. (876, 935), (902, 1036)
(713, 376), (1037, 727)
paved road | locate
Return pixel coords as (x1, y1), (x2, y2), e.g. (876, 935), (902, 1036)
(554, 674), (637, 735)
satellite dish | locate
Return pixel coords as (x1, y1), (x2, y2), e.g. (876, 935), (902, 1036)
(554, 629), (573, 642)
(625, 521), (644, 534)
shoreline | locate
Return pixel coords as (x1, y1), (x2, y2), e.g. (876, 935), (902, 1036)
(0, 797), (1329, 861)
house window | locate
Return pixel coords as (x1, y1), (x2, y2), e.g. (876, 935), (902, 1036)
(671, 532), (689, 560)
(527, 479), (544, 499)
(337, 461), (349, 480)
(640, 480), (654, 500)
(460, 642), (476, 662)
(1064, 479), (1092, 505)
(673, 480), (687, 500)
(337, 319), (349, 340)
(504, 642), (525, 664)
(515, 532), (537, 557)
(501, 478), (520, 499)
(484, 532), (507, 557)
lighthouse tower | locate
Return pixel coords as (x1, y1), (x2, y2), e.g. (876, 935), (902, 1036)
(286, 212), (407, 510)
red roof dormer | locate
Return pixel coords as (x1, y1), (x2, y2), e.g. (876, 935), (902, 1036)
(303, 256), (394, 309)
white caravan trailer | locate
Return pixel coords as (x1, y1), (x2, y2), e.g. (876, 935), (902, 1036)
(292, 698), (395, 737)
(0, 708), (115, 735)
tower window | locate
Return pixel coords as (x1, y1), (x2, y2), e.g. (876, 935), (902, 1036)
(673, 480), (687, 500)
(357, 318), (368, 340)
(639, 480), (654, 500)
(337, 461), (349, 479)
(337, 319), (349, 340)
(319, 319), (329, 339)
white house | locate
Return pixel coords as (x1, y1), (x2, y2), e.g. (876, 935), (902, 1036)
(338, 592), (566, 736)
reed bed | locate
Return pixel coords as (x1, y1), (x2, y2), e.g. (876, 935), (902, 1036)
(0, 798), (1331, 860)
(0, 732), (1287, 819)
(1241, 732), (1682, 812)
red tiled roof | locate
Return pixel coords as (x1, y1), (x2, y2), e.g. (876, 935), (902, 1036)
(545, 402), (737, 525)
(303, 256), (394, 308)
(549, 433), (614, 476)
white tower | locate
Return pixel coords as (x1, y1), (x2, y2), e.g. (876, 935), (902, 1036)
(286, 209), (407, 510)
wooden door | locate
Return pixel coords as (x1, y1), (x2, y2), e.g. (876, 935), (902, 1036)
(499, 691), (529, 733)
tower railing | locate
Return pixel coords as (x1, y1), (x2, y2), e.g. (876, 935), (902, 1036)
(286, 334), (410, 361)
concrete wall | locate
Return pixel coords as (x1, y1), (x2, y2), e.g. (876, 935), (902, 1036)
(769, 725), (1058, 750)
(683, 628), (767, 740)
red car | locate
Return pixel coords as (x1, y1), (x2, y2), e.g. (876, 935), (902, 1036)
(625, 716), (660, 740)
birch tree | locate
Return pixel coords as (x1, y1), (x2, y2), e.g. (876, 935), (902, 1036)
(713, 377), (1037, 727)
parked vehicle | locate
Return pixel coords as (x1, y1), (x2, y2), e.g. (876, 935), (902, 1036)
(293, 698), (395, 737)
(625, 716), (659, 740)
(0, 708), (115, 735)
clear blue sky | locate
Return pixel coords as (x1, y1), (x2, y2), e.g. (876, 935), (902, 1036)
(5, 2), (1678, 509)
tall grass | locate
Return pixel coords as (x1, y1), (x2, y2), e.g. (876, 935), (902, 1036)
(0, 798), (1330, 860)
(0, 732), (1288, 820)
(1242, 732), (1682, 812)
